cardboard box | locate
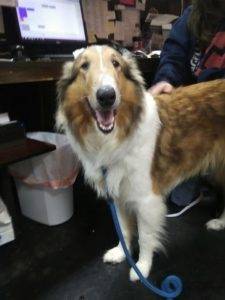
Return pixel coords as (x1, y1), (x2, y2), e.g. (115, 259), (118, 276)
(0, 0), (17, 7)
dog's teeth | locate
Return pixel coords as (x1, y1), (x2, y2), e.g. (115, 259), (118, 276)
(99, 123), (113, 131)
(100, 124), (106, 130)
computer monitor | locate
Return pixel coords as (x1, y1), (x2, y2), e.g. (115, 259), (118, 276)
(16, 0), (86, 43)
(2, 0), (87, 58)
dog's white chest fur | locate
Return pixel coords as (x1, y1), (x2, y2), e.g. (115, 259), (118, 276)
(66, 92), (160, 205)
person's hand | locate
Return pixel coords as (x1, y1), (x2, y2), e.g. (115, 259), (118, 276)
(149, 81), (174, 96)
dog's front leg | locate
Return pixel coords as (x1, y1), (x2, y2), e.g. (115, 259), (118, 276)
(130, 193), (165, 281)
(103, 202), (135, 264)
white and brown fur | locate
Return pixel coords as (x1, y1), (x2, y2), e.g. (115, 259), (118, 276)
(56, 45), (225, 281)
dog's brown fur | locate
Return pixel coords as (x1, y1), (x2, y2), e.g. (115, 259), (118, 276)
(151, 79), (225, 195)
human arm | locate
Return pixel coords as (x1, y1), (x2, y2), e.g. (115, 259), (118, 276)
(152, 6), (195, 89)
(148, 81), (174, 96)
(198, 69), (225, 82)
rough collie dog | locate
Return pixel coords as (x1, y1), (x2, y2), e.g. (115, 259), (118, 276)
(56, 45), (225, 281)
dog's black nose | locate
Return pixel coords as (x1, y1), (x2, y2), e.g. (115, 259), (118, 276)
(96, 86), (116, 108)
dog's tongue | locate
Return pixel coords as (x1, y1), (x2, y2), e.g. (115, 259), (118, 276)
(95, 110), (114, 127)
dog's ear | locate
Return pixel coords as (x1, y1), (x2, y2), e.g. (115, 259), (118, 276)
(73, 47), (86, 60)
(56, 61), (75, 132)
(61, 61), (74, 79)
(58, 46), (87, 100)
(57, 61), (75, 105)
(109, 42), (133, 58)
(56, 47), (87, 132)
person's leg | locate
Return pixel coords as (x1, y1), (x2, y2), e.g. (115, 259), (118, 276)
(169, 177), (201, 207)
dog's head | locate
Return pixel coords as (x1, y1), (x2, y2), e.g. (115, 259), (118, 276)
(56, 45), (145, 144)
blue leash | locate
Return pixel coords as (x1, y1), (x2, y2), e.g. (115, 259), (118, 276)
(101, 167), (183, 300)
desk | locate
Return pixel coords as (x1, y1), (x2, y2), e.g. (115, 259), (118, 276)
(0, 58), (159, 132)
(0, 57), (158, 86)
(0, 61), (64, 85)
(0, 138), (56, 166)
(0, 61), (59, 166)
(0, 62), (62, 222)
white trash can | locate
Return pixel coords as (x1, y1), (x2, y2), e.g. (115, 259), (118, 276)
(14, 180), (74, 226)
(9, 132), (80, 226)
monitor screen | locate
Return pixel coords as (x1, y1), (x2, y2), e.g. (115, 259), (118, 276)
(16, 0), (86, 42)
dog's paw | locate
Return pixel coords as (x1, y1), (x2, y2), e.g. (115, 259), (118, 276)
(206, 218), (225, 231)
(103, 246), (125, 264)
(129, 260), (151, 282)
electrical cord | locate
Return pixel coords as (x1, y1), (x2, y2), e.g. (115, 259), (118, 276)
(166, 195), (202, 218)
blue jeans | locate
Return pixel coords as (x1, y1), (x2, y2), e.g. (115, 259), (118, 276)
(169, 177), (201, 206)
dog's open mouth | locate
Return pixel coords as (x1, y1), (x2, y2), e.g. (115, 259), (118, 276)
(86, 98), (116, 134)
(95, 109), (116, 134)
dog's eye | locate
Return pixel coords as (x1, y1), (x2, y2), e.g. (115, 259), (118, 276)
(81, 62), (89, 70)
(112, 60), (120, 68)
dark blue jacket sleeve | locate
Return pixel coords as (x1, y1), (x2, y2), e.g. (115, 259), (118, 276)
(153, 6), (195, 86)
(197, 68), (225, 82)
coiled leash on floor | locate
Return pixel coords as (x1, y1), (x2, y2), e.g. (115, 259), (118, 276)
(101, 167), (183, 300)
